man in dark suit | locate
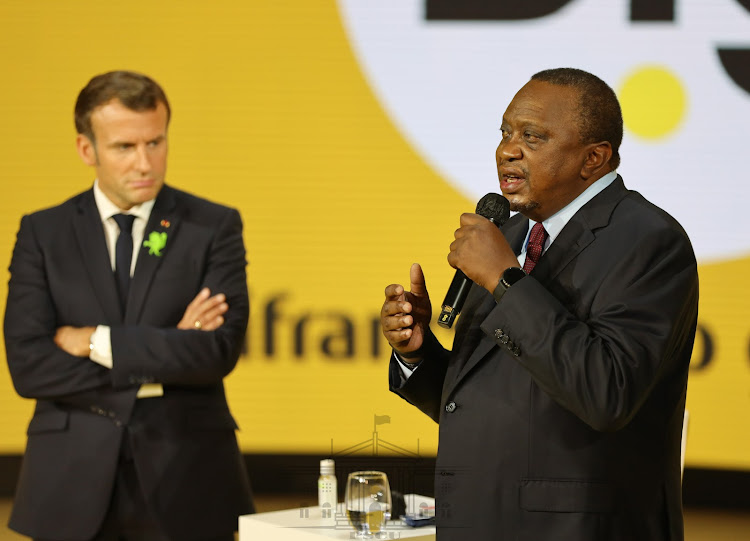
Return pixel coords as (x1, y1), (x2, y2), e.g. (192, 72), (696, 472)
(381, 68), (698, 540)
(4, 71), (253, 540)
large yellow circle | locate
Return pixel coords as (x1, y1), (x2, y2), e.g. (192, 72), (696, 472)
(618, 66), (687, 140)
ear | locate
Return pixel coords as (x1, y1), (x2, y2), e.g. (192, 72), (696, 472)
(75, 134), (98, 166)
(580, 141), (613, 180)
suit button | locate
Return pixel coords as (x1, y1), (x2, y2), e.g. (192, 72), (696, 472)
(445, 401), (456, 413)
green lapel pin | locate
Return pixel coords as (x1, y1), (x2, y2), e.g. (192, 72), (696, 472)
(143, 231), (168, 256)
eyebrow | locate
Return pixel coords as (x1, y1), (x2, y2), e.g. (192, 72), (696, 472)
(500, 118), (545, 131)
(108, 134), (166, 147)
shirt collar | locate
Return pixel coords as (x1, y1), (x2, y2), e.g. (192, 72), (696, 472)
(93, 180), (155, 224)
(525, 170), (618, 248)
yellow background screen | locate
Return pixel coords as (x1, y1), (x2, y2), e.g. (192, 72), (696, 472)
(0, 1), (748, 471)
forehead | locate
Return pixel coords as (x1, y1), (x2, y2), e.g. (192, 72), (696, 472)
(89, 99), (168, 141)
(503, 80), (580, 129)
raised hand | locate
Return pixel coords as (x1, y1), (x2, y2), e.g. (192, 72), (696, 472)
(381, 263), (432, 358)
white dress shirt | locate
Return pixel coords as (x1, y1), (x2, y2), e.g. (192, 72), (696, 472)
(89, 180), (163, 397)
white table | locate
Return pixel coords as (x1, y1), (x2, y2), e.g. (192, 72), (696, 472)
(239, 500), (436, 540)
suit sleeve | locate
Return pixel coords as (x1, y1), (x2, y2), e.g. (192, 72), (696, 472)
(388, 330), (450, 423)
(108, 207), (249, 387)
(480, 217), (699, 432)
(4, 214), (113, 400)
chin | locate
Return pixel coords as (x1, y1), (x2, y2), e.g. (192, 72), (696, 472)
(509, 198), (540, 216)
(136, 186), (162, 201)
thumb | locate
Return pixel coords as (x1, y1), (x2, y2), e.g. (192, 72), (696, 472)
(409, 263), (428, 297)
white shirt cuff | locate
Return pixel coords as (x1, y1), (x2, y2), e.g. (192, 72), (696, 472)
(393, 351), (421, 381)
(89, 325), (112, 368)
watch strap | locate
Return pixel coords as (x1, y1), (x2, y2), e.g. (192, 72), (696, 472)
(493, 267), (527, 303)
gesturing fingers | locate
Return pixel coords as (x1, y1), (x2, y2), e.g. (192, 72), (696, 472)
(409, 263), (428, 297)
(381, 297), (411, 317)
(384, 283), (405, 301)
(382, 311), (414, 332)
(382, 316), (415, 348)
(381, 282), (413, 344)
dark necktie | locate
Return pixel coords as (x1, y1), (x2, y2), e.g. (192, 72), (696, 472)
(522, 222), (548, 273)
(113, 214), (136, 312)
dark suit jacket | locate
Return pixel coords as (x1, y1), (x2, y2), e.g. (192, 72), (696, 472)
(4, 185), (254, 540)
(390, 177), (699, 541)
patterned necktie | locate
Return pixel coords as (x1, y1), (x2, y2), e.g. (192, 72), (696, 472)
(113, 214), (136, 313)
(522, 222), (548, 273)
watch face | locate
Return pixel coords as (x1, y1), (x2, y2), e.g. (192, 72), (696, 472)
(504, 267), (527, 286)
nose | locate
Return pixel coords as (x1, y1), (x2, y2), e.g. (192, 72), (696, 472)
(134, 145), (151, 174)
(496, 136), (522, 163)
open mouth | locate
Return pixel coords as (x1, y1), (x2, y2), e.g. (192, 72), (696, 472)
(500, 171), (526, 193)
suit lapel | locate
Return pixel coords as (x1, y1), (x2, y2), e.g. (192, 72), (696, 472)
(125, 186), (181, 324)
(533, 176), (629, 283)
(446, 177), (630, 391)
(73, 190), (123, 324)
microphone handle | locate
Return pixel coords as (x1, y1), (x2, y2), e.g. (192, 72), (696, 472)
(438, 270), (472, 329)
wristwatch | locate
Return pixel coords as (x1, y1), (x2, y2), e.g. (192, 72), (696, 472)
(493, 267), (527, 302)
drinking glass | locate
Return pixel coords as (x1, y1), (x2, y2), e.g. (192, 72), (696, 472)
(345, 471), (391, 538)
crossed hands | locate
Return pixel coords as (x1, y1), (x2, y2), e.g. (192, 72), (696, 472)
(176, 287), (228, 331)
(54, 287), (228, 357)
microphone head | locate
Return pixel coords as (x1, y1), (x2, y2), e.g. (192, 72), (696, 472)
(476, 193), (510, 225)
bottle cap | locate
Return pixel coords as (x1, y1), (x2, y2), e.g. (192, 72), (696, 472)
(320, 458), (335, 475)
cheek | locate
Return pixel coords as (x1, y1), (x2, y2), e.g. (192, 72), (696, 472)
(100, 151), (129, 169)
(152, 151), (168, 172)
(526, 163), (556, 192)
(530, 152), (573, 184)
(96, 161), (122, 181)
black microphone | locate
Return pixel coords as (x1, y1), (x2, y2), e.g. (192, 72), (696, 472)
(437, 193), (510, 329)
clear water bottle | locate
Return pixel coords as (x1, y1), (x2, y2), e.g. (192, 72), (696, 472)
(318, 458), (337, 520)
